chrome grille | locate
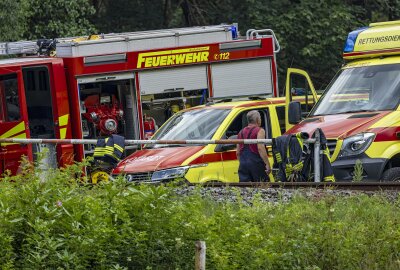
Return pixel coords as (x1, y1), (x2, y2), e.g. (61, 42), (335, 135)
(124, 172), (153, 182)
(326, 139), (338, 157)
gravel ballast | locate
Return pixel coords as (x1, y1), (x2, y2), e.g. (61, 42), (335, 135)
(173, 186), (400, 204)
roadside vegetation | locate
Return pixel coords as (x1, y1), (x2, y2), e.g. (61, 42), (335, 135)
(0, 161), (400, 269)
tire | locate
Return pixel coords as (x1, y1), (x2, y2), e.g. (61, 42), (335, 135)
(381, 167), (400, 182)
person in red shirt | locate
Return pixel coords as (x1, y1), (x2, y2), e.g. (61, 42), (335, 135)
(236, 110), (271, 182)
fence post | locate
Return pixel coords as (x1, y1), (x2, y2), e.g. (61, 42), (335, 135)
(313, 129), (321, 182)
(37, 143), (57, 182)
(38, 143), (57, 169)
(195, 241), (206, 270)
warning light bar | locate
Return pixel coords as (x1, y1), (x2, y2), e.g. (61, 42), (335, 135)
(229, 25), (238, 39)
(343, 27), (368, 53)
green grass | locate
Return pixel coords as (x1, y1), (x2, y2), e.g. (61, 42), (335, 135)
(0, 161), (400, 269)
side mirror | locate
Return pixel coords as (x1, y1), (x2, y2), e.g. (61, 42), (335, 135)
(215, 135), (238, 152)
(288, 101), (302, 124)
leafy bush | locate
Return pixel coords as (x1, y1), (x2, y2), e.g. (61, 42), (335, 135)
(0, 162), (400, 269)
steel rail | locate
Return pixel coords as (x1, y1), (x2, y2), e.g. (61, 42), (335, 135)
(197, 182), (400, 191)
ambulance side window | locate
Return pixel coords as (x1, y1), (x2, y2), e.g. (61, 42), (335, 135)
(260, 109), (272, 139)
(224, 108), (271, 139)
(275, 106), (286, 134)
(289, 73), (315, 117)
(0, 74), (21, 122)
(224, 112), (244, 138)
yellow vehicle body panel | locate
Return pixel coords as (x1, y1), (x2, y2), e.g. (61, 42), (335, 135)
(180, 101), (284, 183)
(365, 141), (400, 161)
(344, 55), (400, 69)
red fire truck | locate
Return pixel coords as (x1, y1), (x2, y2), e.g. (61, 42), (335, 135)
(0, 24), (281, 174)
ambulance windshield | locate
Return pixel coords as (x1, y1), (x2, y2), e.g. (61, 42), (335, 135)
(147, 108), (230, 148)
(311, 63), (400, 116)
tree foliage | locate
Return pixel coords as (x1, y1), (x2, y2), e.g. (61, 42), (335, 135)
(244, 0), (365, 90)
(24, 0), (97, 40)
(91, 0), (165, 33)
(0, 0), (27, 41)
(0, 0), (96, 41)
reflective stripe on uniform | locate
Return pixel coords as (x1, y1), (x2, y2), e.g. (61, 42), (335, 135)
(324, 175), (335, 182)
(114, 144), (124, 153)
(292, 161), (303, 171)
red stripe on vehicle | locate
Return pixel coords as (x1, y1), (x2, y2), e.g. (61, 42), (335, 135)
(207, 63), (213, 97)
(238, 97), (308, 108)
(343, 48), (400, 58)
(370, 126), (400, 142)
(221, 151), (237, 161)
(189, 153), (222, 164)
(189, 150), (239, 165)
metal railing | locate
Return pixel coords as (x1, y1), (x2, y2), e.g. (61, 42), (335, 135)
(0, 133), (322, 182)
(245, 28), (281, 53)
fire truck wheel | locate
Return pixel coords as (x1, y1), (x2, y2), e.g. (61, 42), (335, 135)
(381, 167), (400, 182)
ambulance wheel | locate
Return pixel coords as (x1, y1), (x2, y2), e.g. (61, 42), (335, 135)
(381, 167), (400, 182)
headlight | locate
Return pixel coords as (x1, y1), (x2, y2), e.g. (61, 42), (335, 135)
(339, 132), (375, 157)
(151, 166), (189, 182)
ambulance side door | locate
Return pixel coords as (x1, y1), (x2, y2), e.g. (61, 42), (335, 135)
(285, 68), (318, 130)
(218, 107), (272, 182)
(0, 68), (32, 175)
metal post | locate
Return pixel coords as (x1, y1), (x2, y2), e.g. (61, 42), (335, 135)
(313, 129), (321, 182)
(38, 143), (57, 169)
(195, 241), (206, 270)
(37, 143), (58, 182)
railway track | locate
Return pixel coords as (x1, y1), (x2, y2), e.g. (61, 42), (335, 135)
(198, 182), (400, 191)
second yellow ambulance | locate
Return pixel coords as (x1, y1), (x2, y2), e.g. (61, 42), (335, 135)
(286, 21), (400, 181)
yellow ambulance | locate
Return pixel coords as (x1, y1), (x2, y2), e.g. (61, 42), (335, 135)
(286, 20), (400, 181)
(112, 95), (317, 183)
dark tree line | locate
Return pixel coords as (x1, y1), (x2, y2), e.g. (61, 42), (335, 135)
(1, 0), (399, 90)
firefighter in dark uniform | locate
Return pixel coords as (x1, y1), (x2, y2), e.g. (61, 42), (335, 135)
(236, 110), (271, 182)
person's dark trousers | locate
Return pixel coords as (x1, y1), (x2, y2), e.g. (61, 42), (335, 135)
(238, 148), (269, 182)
